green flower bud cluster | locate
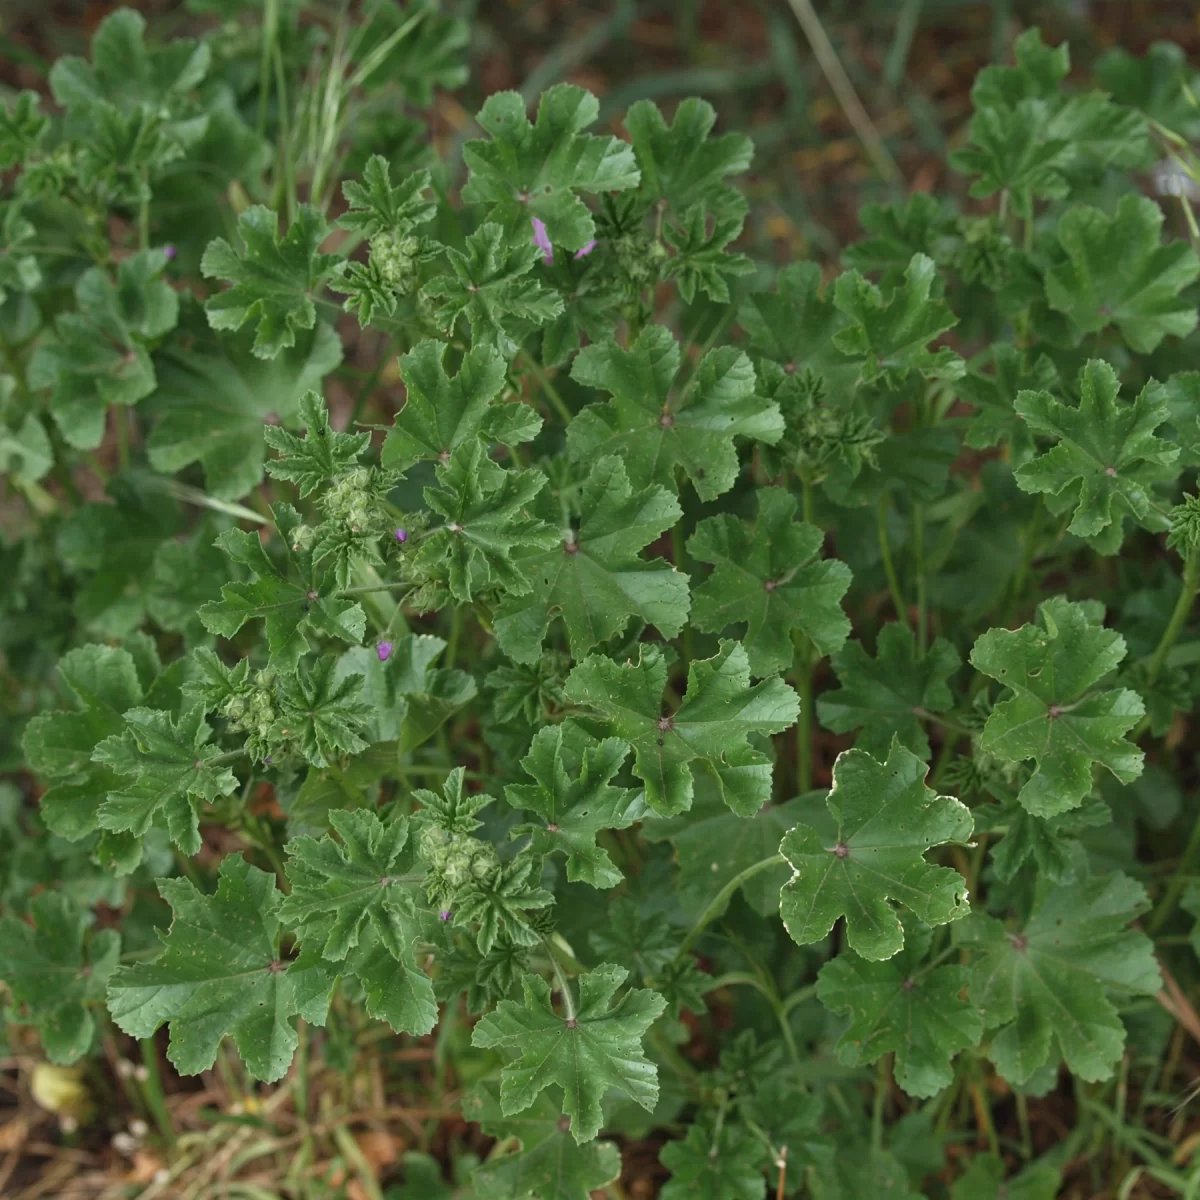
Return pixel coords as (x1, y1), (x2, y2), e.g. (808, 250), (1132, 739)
(953, 215), (1014, 291)
(417, 824), (499, 908)
(370, 231), (422, 294)
(217, 667), (279, 761)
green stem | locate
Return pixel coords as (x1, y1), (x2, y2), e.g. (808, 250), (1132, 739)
(519, 349), (573, 426)
(337, 581), (414, 597)
(1016, 1091), (1032, 1159)
(114, 405), (131, 473)
(1148, 809), (1200, 935)
(347, 336), (394, 427)
(544, 939), (576, 1023)
(878, 493), (907, 625)
(870, 1055), (890, 1150)
(673, 854), (786, 963)
(138, 1038), (177, 1149)
(793, 632), (813, 794)
(912, 501), (927, 652)
(138, 173), (150, 252)
(1147, 548), (1200, 689)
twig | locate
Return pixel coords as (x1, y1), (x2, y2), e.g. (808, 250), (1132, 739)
(783, 0), (903, 187)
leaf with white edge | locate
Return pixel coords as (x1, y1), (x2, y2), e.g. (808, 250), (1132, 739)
(817, 918), (982, 1097)
(93, 706), (238, 856)
(568, 325), (782, 502)
(201, 205), (339, 359)
(106, 855), (334, 1082)
(1014, 359), (1179, 553)
(0, 891), (120, 1064)
(818, 623), (960, 760)
(463, 84), (639, 249)
(779, 739), (973, 960)
(384, 339), (539, 473)
(970, 596), (1144, 817)
(955, 872), (1160, 1085)
(470, 962), (667, 1144)
(643, 786), (813, 920)
(464, 1080), (622, 1200)
(659, 1122), (767, 1200)
(1044, 195), (1200, 353)
(565, 639), (799, 817)
(688, 486), (852, 676)
(494, 454), (690, 664)
(504, 722), (644, 889)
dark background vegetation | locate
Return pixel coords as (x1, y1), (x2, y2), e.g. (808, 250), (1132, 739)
(5, 1), (1200, 1197)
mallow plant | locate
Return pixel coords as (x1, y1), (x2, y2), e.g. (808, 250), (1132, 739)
(2, 5), (1200, 1195)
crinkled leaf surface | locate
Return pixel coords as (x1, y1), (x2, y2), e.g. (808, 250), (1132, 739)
(338, 158), (435, 238)
(1014, 359), (1178, 551)
(494, 454), (689, 664)
(470, 962), (667, 1144)
(23, 644), (143, 842)
(92, 705), (238, 856)
(463, 85), (638, 249)
(818, 623), (960, 760)
(149, 320), (343, 501)
(817, 919), (982, 1097)
(832, 254), (965, 385)
(262, 388), (370, 497)
(270, 655), (371, 768)
(624, 97), (752, 213)
(504, 722), (644, 888)
(464, 1079), (622, 1200)
(567, 325), (782, 502)
(106, 855), (334, 1081)
(1044, 195), (1200, 353)
(30, 250), (178, 450)
(955, 872), (1160, 1085)
(413, 442), (557, 603)
(659, 1122), (766, 1200)
(565, 640), (799, 817)
(384, 339), (538, 473)
(951, 1153), (1061, 1200)
(688, 486), (851, 676)
(423, 222), (563, 357)
(201, 205), (339, 359)
(779, 740), (973, 960)
(199, 504), (366, 670)
(970, 596), (1144, 816)
(279, 810), (437, 1035)
(0, 891), (120, 1064)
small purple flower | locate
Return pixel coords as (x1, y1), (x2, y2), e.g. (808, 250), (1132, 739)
(531, 217), (553, 264)
(394, 528), (408, 544)
(439, 909), (452, 921)
(377, 641), (393, 663)
(574, 239), (597, 259)
(163, 245), (176, 260)
(263, 756), (272, 764)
